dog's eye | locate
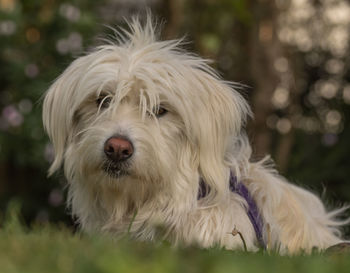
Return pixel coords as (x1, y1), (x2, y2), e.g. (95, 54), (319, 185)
(96, 95), (112, 109)
(155, 107), (168, 118)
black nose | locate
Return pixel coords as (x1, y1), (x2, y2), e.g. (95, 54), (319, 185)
(104, 136), (134, 162)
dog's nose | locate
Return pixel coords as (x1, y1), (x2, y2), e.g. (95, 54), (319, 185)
(104, 137), (134, 162)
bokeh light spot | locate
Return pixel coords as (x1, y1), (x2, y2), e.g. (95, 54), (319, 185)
(276, 118), (292, 134)
(26, 27), (40, 43)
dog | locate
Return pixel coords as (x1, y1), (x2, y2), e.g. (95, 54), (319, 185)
(42, 17), (348, 254)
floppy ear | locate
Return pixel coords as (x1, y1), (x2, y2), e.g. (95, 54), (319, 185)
(42, 59), (84, 175)
(191, 69), (250, 203)
(43, 78), (69, 175)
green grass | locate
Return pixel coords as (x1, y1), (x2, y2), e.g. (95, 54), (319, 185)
(1, 204), (350, 273)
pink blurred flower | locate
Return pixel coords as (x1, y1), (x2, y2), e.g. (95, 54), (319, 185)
(2, 105), (23, 127)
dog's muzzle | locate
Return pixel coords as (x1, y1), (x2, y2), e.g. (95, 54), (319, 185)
(103, 136), (134, 178)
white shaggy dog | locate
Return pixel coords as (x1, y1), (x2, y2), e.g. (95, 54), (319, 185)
(43, 17), (347, 254)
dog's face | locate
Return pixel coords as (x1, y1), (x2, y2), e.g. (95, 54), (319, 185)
(43, 21), (249, 202)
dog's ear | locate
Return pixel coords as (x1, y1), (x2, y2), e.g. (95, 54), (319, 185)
(42, 59), (84, 176)
(189, 69), (251, 203)
(43, 77), (69, 175)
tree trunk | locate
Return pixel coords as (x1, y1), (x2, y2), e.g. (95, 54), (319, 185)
(248, 0), (282, 158)
(247, 0), (297, 173)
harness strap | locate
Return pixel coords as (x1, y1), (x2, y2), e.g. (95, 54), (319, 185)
(198, 172), (266, 249)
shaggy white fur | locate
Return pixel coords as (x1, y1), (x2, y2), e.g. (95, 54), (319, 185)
(43, 16), (348, 254)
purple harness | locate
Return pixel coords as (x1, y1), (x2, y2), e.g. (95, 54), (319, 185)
(198, 172), (266, 249)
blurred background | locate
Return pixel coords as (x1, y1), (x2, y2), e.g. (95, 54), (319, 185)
(0, 0), (349, 232)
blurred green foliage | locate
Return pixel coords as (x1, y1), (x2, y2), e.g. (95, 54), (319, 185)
(0, 1), (103, 165)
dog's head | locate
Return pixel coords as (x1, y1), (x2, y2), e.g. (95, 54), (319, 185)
(43, 17), (250, 203)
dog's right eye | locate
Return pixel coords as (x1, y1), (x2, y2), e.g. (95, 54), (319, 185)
(96, 95), (112, 109)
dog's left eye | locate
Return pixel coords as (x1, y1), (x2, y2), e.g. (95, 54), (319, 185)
(154, 107), (168, 118)
(96, 95), (112, 109)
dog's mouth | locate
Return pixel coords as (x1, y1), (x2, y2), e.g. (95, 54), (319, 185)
(102, 161), (131, 179)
